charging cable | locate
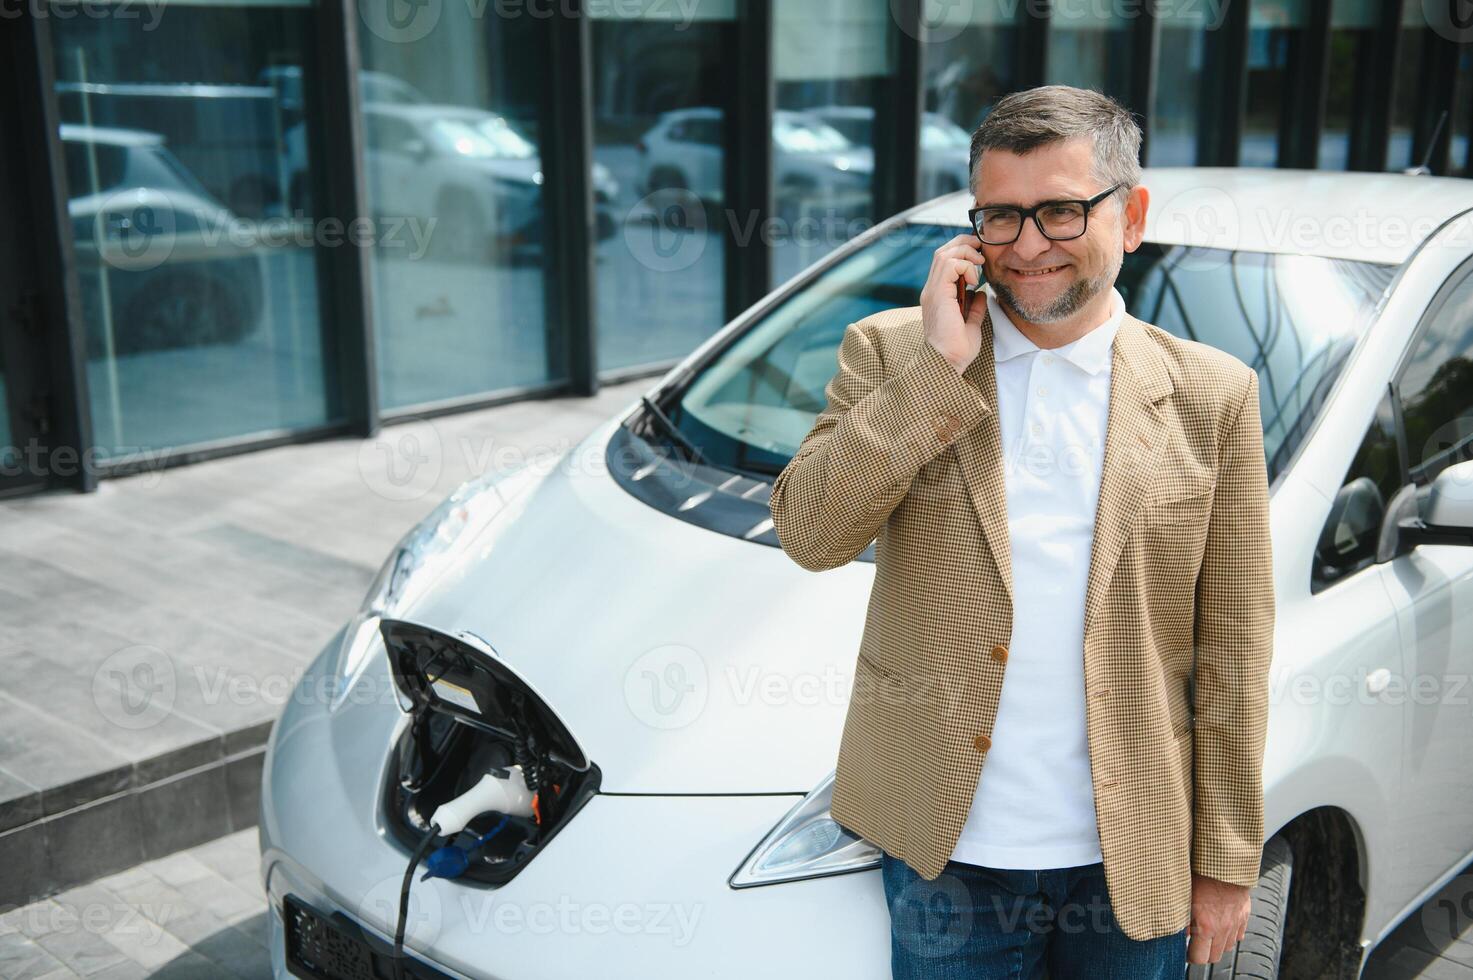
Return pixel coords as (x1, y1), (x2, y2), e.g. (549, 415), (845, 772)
(392, 767), (534, 978)
(394, 825), (441, 980)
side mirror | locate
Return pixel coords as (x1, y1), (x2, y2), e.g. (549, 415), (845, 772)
(1315, 475), (1385, 574)
(1397, 459), (1473, 548)
(403, 138), (430, 161)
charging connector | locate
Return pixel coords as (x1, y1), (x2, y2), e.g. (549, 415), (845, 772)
(428, 765), (535, 835)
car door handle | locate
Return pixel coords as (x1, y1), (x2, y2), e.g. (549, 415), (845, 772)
(1366, 667), (1391, 696)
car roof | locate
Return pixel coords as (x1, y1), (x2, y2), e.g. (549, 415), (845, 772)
(366, 103), (501, 124)
(906, 166), (1473, 265)
(59, 123), (165, 147)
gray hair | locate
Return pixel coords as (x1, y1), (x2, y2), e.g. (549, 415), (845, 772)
(968, 84), (1142, 203)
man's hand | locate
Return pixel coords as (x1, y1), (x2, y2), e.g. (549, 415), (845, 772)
(1187, 873), (1252, 964)
(919, 233), (988, 373)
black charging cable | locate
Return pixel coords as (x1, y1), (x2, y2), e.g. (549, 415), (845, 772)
(394, 825), (441, 980)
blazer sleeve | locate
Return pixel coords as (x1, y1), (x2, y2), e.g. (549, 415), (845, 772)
(1191, 366), (1276, 886)
(769, 318), (988, 572)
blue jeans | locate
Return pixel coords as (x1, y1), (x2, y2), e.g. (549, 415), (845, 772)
(881, 851), (1189, 980)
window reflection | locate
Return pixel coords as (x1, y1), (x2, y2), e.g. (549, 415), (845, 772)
(670, 227), (1394, 487)
(51, 2), (335, 458)
(593, 3), (735, 373)
(1242, 0), (1308, 167)
(356, 1), (556, 410)
(920, 0), (1020, 195)
(1046, 1), (1134, 102)
(771, 2), (888, 285)
(1387, 0), (1425, 169)
(1319, 0), (1380, 169)
(1150, 1), (1210, 166)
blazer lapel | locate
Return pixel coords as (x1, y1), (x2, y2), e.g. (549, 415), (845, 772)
(949, 308), (1175, 638)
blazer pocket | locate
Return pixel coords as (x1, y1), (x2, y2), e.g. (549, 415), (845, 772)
(1144, 485), (1214, 527)
(853, 650), (911, 711)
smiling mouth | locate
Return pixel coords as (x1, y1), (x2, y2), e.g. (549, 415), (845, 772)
(1013, 264), (1068, 278)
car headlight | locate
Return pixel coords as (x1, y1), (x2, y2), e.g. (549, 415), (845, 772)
(729, 771), (881, 887)
(327, 463), (538, 710)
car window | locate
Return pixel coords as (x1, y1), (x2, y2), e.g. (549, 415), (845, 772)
(1312, 387), (1404, 593)
(63, 140), (127, 197)
(367, 114), (422, 154)
(1395, 269), (1473, 519)
(686, 117), (721, 146)
(773, 116), (850, 153)
(662, 225), (1395, 483)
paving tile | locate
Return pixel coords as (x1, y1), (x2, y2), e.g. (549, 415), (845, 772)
(189, 832), (262, 883)
(30, 909), (129, 977)
(190, 917), (271, 979)
(0, 930), (68, 979)
(172, 874), (264, 927)
(0, 696), (133, 807)
(145, 949), (240, 979)
(143, 851), (217, 891)
(0, 767), (44, 834)
(88, 962), (150, 980)
(1, 650), (220, 778)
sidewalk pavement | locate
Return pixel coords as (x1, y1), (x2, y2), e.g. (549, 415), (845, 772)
(0, 375), (650, 911)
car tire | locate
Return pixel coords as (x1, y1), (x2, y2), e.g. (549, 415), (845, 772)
(1192, 834), (1293, 979)
(121, 272), (247, 355)
(645, 166), (687, 196)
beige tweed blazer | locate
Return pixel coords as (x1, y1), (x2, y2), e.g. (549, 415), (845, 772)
(768, 302), (1274, 942)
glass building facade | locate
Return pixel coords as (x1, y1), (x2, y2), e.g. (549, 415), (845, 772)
(1, 0), (1469, 496)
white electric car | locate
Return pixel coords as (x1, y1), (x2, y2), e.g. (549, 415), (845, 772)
(260, 167), (1473, 979)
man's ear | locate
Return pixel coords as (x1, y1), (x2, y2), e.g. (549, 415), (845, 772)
(1122, 185), (1150, 253)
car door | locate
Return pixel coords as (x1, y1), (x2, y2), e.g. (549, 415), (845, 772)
(1379, 261), (1473, 896)
(362, 111), (422, 217)
(1308, 383), (1412, 916)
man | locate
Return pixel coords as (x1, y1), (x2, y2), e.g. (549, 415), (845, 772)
(768, 84), (1274, 980)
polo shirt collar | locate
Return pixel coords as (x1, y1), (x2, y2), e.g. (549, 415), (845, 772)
(988, 285), (1126, 376)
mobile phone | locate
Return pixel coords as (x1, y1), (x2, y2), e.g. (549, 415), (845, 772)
(956, 258), (985, 319)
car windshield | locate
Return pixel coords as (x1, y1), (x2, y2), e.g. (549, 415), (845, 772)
(472, 116), (536, 158)
(922, 119), (969, 150)
(659, 223), (1396, 485)
(428, 119), (498, 157)
(773, 116), (852, 154)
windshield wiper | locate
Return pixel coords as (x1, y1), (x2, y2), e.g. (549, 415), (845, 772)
(640, 395), (712, 468)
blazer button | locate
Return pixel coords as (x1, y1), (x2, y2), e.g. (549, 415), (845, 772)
(973, 733), (992, 753)
(990, 645), (1008, 663)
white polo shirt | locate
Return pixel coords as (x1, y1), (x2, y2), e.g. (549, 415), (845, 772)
(948, 282), (1127, 870)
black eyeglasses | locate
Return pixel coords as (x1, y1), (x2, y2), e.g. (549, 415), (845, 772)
(967, 183), (1126, 245)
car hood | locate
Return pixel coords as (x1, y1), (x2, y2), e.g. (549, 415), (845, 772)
(385, 411), (874, 794)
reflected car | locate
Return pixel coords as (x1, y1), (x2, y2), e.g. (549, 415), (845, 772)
(256, 65), (430, 116)
(56, 81), (292, 219)
(636, 106), (873, 219)
(63, 124), (265, 357)
(343, 104), (619, 262)
(260, 168), (1473, 979)
(809, 105), (973, 198)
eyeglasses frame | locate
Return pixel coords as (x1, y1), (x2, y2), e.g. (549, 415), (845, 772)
(967, 182), (1127, 245)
